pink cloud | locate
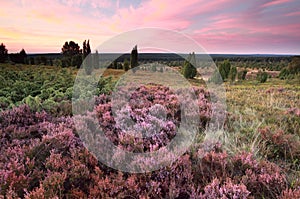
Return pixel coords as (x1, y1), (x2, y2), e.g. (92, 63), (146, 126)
(262, 0), (294, 7)
(285, 11), (300, 16)
(0, 0), (299, 53)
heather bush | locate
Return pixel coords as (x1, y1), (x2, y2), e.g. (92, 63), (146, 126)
(260, 127), (300, 166)
(200, 178), (250, 199)
(95, 85), (202, 153)
(280, 188), (300, 199)
(0, 83), (296, 198)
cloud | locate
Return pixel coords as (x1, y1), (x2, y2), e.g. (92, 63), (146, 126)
(60, 0), (113, 9)
(261, 0), (294, 7)
(0, 0), (299, 53)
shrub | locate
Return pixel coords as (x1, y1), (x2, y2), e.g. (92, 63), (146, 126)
(238, 69), (247, 80)
(0, 84), (295, 198)
(218, 59), (231, 80)
(228, 66), (237, 82)
(182, 52), (197, 79)
(260, 127), (300, 164)
(256, 70), (268, 83)
(123, 59), (129, 71)
(200, 178), (250, 199)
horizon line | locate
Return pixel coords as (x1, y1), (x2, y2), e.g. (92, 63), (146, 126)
(24, 52), (300, 56)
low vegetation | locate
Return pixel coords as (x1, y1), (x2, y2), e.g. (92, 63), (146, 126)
(0, 53), (299, 198)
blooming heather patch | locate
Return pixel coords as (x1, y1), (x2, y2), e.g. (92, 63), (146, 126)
(0, 86), (292, 198)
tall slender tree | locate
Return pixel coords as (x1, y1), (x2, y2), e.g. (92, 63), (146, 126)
(87, 40), (91, 55)
(130, 45), (138, 72)
(83, 39), (91, 59)
(83, 40), (87, 59)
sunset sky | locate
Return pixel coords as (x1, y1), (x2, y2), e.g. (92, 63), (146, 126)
(0, 0), (299, 54)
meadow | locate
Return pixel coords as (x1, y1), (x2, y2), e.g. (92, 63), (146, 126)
(0, 63), (299, 198)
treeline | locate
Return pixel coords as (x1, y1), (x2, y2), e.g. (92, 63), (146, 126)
(0, 43), (28, 64)
(0, 41), (140, 73)
(0, 41), (93, 67)
(279, 56), (300, 79)
(209, 60), (248, 84)
(1, 42), (299, 78)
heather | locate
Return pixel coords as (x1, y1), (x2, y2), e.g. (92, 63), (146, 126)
(0, 104), (290, 198)
(0, 64), (299, 198)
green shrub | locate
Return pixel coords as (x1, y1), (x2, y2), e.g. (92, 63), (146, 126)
(228, 66), (237, 82)
(238, 70), (247, 81)
(123, 59), (129, 71)
(182, 52), (197, 79)
(256, 71), (268, 83)
(218, 59), (231, 80)
(23, 95), (42, 111)
(0, 96), (12, 110)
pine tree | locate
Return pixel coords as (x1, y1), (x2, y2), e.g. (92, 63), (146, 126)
(87, 40), (91, 55)
(218, 59), (231, 80)
(19, 49), (27, 64)
(182, 52), (197, 79)
(123, 58), (129, 71)
(0, 43), (8, 63)
(130, 45), (138, 73)
(83, 40), (87, 59)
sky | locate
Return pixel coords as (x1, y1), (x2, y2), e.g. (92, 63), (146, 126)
(0, 0), (300, 54)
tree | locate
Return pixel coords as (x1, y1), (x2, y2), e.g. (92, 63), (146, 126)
(83, 40), (86, 58)
(279, 56), (300, 79)
(62, 41), (81, 57)
(29, 57), (35, 65)
(87, 40), (91, 55)
(228, 66), (237, 82)
(19, 49), (27, 64)
(182, 52), (197, 79)
(71, 55), (83, 68)
(9, 49), (27, 64)
(123, 58), (129, 71)
(83, 40), (91, 60)
(0, 43), (8, 63)
(130, 45), (138, 72)
(218, 59), (231, 80)
(61, 41), (82, 67)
